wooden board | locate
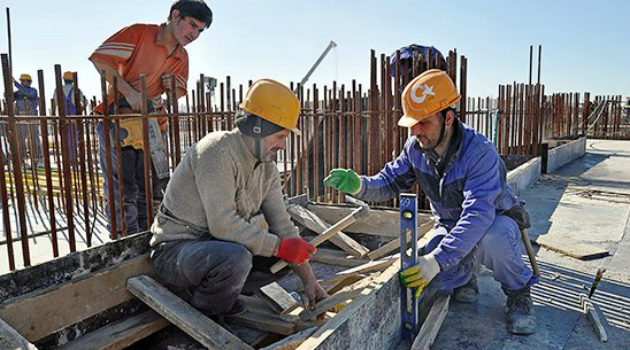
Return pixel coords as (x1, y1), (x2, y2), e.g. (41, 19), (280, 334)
(306, 203), (433, 238)
(533, 237), (609, 260)
(256, 282), (299, 314)
(0, 317), (38, 350)
(259, 327), (317, 350)
(366, 221), (434, 260)
(126, 275), (253, 350)
(227, 311), (296, 336)
(55, 310), (169, 350)
(0, 255), (154, 342)
(411, 295), (450, 350)
(287, 204), (369, 258)
(311, 248), (370, 267)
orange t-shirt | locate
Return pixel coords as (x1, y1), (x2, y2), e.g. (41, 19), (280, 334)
(90, 23), (188, 115)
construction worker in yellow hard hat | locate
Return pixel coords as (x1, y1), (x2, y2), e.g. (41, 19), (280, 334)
(13, 73), (43, 165)
(325, 69), (538, 335)
(149, 79), (326, 331)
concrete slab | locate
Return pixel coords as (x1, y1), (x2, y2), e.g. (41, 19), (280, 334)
(546, 137), (587, 174)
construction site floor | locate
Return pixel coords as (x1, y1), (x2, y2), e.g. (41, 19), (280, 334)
(399, 139), (630, 350)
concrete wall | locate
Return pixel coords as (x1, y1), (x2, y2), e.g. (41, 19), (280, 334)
(507, 157), (542, 197)
(546, 137), (587, 174)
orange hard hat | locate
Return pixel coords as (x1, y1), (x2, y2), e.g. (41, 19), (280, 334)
(63, 71), (74, 81)
(398, 69), (461, 127)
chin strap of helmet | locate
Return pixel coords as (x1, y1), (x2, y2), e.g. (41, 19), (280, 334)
(254, 116), (263, 161)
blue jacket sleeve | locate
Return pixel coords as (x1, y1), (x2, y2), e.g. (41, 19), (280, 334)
(355, 137), (418, 202)
(431, 146), (502, 270)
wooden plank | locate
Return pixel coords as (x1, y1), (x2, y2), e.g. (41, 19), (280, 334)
(299, 276), (375, 321)
(366, 221), (434, 260)
(533, 237), (609, 260)
(126, 275), (253, 350)
(324, 274), (365, 295)
(259, 327), (317, 350)
(0, 255), (154, 342)
(411, 295), (450, 350)
(0, 317), (38, 350)
(295, 263), (401, 350)
(56, 311), (169, 350)
(227, 311), (296, 336)
(287, 204), (369, 258)
(256, 282), (299, 314)
(307, 203), (433, 238)
(580, 294), (608, 343)
(311, 248), (369, 267)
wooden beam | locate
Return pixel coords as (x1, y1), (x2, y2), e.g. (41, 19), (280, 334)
(0, 317), (38, 350)
(299, 276), (375, 321)
(287, 204), (369, 258)
(55, 311), (169, 350)
(311, 248), (369, 267)
(411, 295), (450, 350)
(366, 221), (434, 260)
(0, 255), (154, 342)
(127, 275), (253, 350)
(580, 294), (608, 342)
(324, 274), (365, 295)
(256, 282), (299, 314)
(259, 327), (317, 350)
(307, 203), (433, 238)
(227, 311), (296, 336)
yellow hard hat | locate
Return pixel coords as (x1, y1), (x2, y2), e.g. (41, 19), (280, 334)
(398, 69), (461, 128)
(19, 73), (32, 81)
(239, 79), (301, 136)
(63, 71), (74, 81)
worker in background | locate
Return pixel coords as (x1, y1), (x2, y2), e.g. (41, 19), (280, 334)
(53, 71), (86, 163)
(89, 0), (212, 236)
(13, 73), (43, 167)
(324, 70), (538, 335)
(150, 79), (328, 331)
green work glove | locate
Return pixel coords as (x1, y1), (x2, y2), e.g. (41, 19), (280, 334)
(323, 169), (361, 195)
(399, 254), (440, 299)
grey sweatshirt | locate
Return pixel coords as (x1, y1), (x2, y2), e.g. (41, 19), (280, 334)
(150, 129), (299, 256)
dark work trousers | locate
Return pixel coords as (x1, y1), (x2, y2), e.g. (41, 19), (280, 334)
(151, 239), (288, 316)
(98, 122), (147, 235)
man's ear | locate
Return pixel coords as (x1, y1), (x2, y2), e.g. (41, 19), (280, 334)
(445, 109), (455, 127)
(169, 9), (181, 22)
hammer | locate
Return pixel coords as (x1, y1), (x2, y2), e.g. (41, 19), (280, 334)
(270, 195), (371, 274)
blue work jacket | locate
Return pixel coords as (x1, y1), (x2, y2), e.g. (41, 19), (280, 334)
(14, 81), (38, 115)
(355, 120), (519, 271)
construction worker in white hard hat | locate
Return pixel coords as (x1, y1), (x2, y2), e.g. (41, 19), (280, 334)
(13, 73), (43, 165)
(324, 69), (538, 335)
(150, 79), (327, 332)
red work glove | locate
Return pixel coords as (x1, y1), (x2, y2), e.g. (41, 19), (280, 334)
(277, 238), (316, 265)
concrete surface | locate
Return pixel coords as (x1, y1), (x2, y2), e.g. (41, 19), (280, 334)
(507, 157), (541, 197)
(413, 139), (630, 350)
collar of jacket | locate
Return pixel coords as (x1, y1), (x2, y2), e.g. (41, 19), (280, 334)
(233, 128), (259, 170)
(415, 118), (464, 177)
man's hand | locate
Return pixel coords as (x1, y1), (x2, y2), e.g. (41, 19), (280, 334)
(125, 90), (144, 112)
(276, 238), (316, 265)
(303, 280), (329, 311)
(323, 169), (361, 195)
(399, 254), (440, 298)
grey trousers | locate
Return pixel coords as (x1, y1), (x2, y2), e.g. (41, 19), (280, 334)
(151, 239), (287, 316)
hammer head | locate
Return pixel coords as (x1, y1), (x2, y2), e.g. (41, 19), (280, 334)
(345, 195), (371, 219)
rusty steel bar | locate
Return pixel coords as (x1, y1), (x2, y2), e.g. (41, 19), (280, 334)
(170, 74), (182, 165)
(460, 56), (467, 124)
(2, 54), (31, 266)
(54, 65), (76, 252)
(100, 70), (118, 239)
(112, 76), (127, 237)
(0, 117), (15, 270)
(312, 84), (320, 201)
(37, 70), (58, 256)
(73, 72), (91, 244)
(140, 75), (154, 228)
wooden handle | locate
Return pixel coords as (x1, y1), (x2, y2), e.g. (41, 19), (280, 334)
(520, 228), (540, 277)
(270, 209), (361, 274)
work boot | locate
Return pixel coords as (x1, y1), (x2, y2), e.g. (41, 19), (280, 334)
(226, 299), (247, 317)
(504, 287), (536, 335)
(453, 276), (479, 303)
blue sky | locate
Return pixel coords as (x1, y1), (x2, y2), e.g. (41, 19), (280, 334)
(2, 0), (628, 106)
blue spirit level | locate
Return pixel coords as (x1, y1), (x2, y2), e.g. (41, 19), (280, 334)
(400, 193), (419, 341)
